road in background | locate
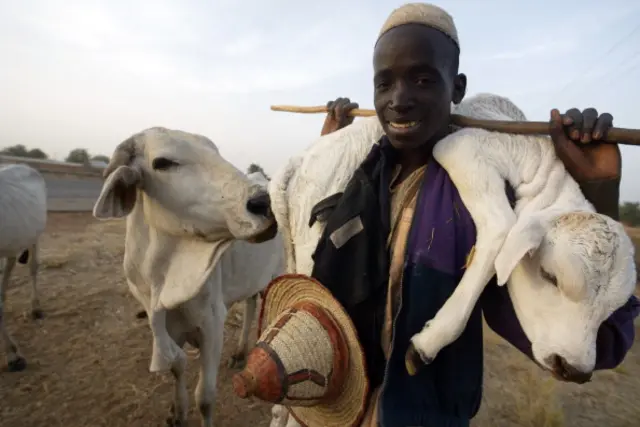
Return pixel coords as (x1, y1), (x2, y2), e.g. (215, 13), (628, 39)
(44, 174), (103, 211)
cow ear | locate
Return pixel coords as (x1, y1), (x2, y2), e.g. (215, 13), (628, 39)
(93, 165), (141, 219)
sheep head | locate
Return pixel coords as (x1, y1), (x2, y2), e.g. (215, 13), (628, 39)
(494, 210), (637, 377)
(93, 127), (276, 241)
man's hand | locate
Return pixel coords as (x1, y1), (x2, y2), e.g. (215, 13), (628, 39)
(549, 108), (622, 183)
(320, 97), (359, 136)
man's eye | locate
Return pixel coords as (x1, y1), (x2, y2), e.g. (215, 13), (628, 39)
(416, 77), (435, 85)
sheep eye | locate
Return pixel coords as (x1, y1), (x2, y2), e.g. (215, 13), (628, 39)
(152, 157), (179, 170)
(540, 268), (558, 286)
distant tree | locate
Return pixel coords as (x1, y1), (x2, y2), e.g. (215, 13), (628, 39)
(620, 202), (640, 227)
(91, 155), (110, 163)
(247, 163), (270, 180)
(0, 144), (49, 159)
(27, 148), (48, 159)
(65, 148), (90, 164)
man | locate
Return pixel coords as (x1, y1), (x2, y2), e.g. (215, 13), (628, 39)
(309, 3), (639, 427)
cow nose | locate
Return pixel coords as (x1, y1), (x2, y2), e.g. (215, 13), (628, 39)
(547, 354), (592, 384)
(246, 191), (272, 217)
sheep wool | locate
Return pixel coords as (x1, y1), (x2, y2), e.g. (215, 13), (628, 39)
(377, 2), (459, 49)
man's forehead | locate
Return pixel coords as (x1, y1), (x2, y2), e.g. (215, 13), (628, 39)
(373, 25), (457, 70)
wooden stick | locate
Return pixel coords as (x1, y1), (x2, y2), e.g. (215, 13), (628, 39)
(270, 105), (640, 146)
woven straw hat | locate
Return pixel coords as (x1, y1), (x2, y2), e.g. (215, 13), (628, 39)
(232, 274), (369, 427)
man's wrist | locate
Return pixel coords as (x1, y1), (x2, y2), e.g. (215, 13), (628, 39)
(579, 177), (621, 221)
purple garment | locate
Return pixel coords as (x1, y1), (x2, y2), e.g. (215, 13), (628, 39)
(408, 158), (639, 370)
(406, 158), (477, 273)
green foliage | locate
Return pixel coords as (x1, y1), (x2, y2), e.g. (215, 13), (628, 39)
(620, 202), (640, 227)
(65, 148), (90, 164)
(0, 144), (48, 159)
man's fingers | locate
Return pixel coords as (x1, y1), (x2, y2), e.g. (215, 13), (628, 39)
(593, 112), (613, 140)
(550, 109), (591, 182)
(344, 102), (359, 119)
(549, 109), (566, 141)
(580, 108), (598, 144)
(564, 108), (583, 141)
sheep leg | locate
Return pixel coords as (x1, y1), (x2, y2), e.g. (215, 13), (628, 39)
(195, 300), (227, 427)
(28, 243), (43, 320)
(407, 148), (516, 373)
(228, 294), (257, 369)
(0, 257), (26, 372)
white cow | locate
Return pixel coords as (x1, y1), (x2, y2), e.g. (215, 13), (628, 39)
(131, 169), (272, 370)
(92, 127), (283, 427)
(261, 93), (636, 426)
(0, 163), (47, 372)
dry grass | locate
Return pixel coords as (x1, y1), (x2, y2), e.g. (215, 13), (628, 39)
(0, 214), (638, 427)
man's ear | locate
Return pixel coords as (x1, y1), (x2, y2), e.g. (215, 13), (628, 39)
(452, 73), (467, 105)
(93, 165), (141, 219)
(494, 213), (547, 285)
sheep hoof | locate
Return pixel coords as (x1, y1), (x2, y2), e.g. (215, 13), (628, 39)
(31, 309), (44, 320)
(7, 356), (27, 372)
(227, 353), (247, 370)
(405, 343), (431, 376)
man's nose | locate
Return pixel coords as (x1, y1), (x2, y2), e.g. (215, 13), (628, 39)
(389, 82), (413, 113)
(246, 191), (272, 217)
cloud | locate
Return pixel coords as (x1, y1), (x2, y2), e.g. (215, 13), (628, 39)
(1, 1), (369, 94)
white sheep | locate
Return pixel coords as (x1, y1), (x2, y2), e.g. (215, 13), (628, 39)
(92, 127), (283, 427)
(407, 93), (636, 378)
(264, 93), (636, 426)
(0, 163), (47, 372)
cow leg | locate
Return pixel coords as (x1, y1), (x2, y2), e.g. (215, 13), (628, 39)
(195, 300), (227, 427)
(0, 257), (26, 371)
(148, 306), (188, 425)
(28, 243), (43, 320)
(228, 294), (257, 369)
(166, 341), (189, 427)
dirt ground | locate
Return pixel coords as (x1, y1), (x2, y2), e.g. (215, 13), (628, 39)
(0, 213), (639, 427)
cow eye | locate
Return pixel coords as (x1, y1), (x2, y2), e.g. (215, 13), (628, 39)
(152, 157), (179, 170)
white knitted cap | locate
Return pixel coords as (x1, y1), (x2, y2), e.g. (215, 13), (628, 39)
(377, 3), (459, 49)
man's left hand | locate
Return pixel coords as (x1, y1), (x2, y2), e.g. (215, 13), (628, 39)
(549, 108), (621, 183)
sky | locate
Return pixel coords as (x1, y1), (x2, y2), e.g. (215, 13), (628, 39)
(1, 0), (639, 202)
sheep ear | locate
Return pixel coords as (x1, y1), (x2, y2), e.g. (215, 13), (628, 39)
(494, 214), (547, 286)
(93, 165), (141, 219)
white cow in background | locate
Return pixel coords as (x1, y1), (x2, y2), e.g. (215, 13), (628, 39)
(93, 127), (283, 427)
(0, 163), (47, 372)
(259, 93), (636, 427)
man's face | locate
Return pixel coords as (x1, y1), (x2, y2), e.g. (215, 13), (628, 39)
(373, 24), (466, 152)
